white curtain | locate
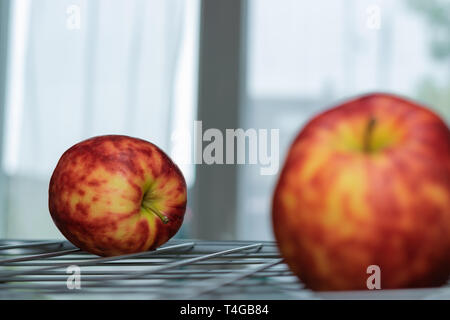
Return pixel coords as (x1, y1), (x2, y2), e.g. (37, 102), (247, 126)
(2, 0), (198, 238)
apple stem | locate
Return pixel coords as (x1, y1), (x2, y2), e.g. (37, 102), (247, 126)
(363, 117), (376, 153)
(142, 201), (169, 224)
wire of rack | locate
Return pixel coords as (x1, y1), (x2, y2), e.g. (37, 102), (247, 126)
(0, 239), (448, 300)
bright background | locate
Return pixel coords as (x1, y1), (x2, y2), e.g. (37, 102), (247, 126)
(0, 0), (448, 240)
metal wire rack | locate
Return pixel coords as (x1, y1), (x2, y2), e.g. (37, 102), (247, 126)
(0, 239), (448, 300)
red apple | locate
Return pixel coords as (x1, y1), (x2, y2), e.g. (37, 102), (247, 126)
(272, 93), (450, 290)
(49, 135), (187, 256)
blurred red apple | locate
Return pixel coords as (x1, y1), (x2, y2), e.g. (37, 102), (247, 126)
(49, 135), (187, 256)
(272, 93), (450, 290)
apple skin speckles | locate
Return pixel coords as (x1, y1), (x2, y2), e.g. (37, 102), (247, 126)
(49, 135), (187, 257)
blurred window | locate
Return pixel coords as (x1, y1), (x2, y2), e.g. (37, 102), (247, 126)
(238, 0), (450, 240)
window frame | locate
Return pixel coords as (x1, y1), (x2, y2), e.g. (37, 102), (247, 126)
(192, 0), (247, 240)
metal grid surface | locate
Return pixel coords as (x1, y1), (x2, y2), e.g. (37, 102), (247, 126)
(0, 239), (448, 300)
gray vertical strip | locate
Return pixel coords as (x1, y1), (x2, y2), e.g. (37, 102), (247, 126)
(0, 0), (11, 237)
(82, 0), (99, 138)
(193, 0), (245, 239)
(235, 0), (249, 239)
